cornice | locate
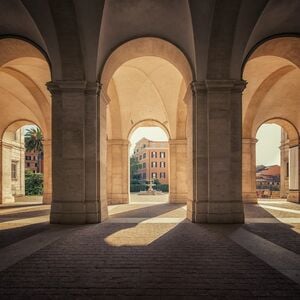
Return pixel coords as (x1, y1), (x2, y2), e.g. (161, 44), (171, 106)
(46, 81), (101, 95)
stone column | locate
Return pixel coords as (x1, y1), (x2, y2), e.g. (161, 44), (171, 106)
(169, 139), (187, 204)
(279, 130), (289, 198)
(0, 140), (14, 203)
(187, 80), (246, 223)
(107, 139), (129, 205)
(42, 139), (52, 204)
(287, 142), (300, 203)
(47, 81), (108, 224)
(242, 138), (257, 203)
(19, 143), (25, 196)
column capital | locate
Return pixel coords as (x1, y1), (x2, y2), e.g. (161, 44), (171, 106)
(289, 140), (300, 148)
(190, 79), (247, 94)
(205, 79), (247, 92)
(46, 81), (101, 95)
(107, 139), (129, 146)
(242, 138), (258, 144)
(169, 139), (187, 145)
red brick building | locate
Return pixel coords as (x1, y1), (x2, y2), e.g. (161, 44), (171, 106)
(133, 138), (169, 184)
(25, 151), (43, 173)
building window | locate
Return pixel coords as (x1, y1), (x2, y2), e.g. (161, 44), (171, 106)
(26, 162), (30, 167)
(143, 144), (146, 148)
(287, 162), (289, 177)
(139, 155), (142, 160)
(160, 172), (166, 179)
(142, 162), (146, 168)
(160, 161), (166, 168)
(151, 151), (157, 158)
(143, 153), (146, 158)
(160, 152), (165, 158)
(35, 163), (38, 167)
(152, 172), (157, 178)
(151, 161), (157, 168)
(143, 173), (146, 179)
(11, 162), (17, 180)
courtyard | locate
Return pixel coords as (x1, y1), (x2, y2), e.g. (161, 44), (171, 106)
(0, 196), (299, 298)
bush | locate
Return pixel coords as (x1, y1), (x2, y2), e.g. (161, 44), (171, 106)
(25, 170), (43, 195)
(156, 184), (169, 192)
(130, 183), (147, 192)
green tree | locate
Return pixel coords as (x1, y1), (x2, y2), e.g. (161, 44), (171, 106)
(130, 155), (140, 181)
(25, 127), (43, 152)
(25, 127), (43, 173)
(25, 170), (43, 195)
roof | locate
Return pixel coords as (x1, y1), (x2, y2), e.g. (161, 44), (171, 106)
(257, 165), (280, 177)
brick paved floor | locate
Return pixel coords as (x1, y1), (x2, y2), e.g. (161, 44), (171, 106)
(0, 197), (299, 299)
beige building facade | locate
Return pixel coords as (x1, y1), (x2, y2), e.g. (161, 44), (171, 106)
(0, 1), (299, 224)
(1, 127), (25, 202)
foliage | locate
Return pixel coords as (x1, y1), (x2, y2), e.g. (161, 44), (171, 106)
(156, 184), (169, 192)
(25, 127), (43, 153)
(25, 170), (43, 195)
(153, 179), (160, 185)
(130, 155), (141, 181)
(130, 184), (147, 193)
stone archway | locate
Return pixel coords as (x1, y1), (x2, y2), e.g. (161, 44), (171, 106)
(242, 37), (300, 204)
(0, 38), (52, 205)
(100, 37), (193, 210)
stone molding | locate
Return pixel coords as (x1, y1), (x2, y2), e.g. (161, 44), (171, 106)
(169, 139), (187, 145)
(289, 141), (300, 148)
(242, 138), (258, 144)
(107, 139), (129, 146)
(191, 79), (247, 95)
(46, 81), (101, 95)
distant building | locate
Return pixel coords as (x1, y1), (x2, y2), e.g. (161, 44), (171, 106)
(256, 165), (280, 190)
(133, 138), (169, 185)
(25, 151), (43, 173)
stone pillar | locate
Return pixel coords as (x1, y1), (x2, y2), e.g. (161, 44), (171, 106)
(287, 142), (300, 203)
(107, 139), (129, 205)
(19, 147), (25, 195)
(169, 139), (187, 204)
(280, 131), (289, 198)
(42, 139), (52, 204)
(242, 138), (257, 203)
(0, 140), (14, 203)
(187, 80), (246, 223)
(47, 81), (108, 224)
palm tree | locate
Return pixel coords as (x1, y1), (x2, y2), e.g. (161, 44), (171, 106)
(25, 127), (43, 173)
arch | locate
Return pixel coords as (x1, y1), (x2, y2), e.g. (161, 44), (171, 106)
(242, 35), (300, 76)
(0, 35), (51, 74)
(100, 37), (194, 91)
(128, 119), (171, 141)
(1, 119), (45, 140)
(255, 118), (299, 146)
(104, 38), (192, 208)
(0, 37), (52, 205)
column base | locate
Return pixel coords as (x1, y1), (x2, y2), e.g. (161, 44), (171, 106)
(187, 199), (244, 223)
(0, 196), (15, 204)
(169, 193), (187, 204)
(43, 193), (52, 204)
(50, 201), (104, 224)
(287, 190), (300, 203)
(108, 193), (129, 205)
(242, 192), (257, 204)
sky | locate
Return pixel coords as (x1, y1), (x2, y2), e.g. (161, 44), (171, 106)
(129, 127), (168, 154)
(256, 124), (281, 166)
